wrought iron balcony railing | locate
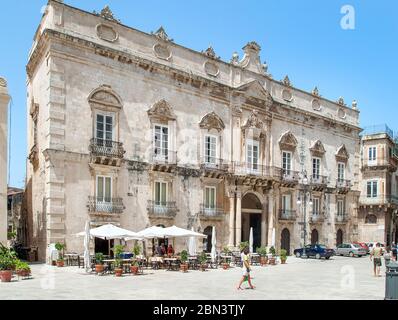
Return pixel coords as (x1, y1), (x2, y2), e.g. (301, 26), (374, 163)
(281, 170), (300, 182)
(278, 209), (297, 221)
(90, 138), (125, 159)
(310, 175), (328, 186)
(232, 162), (281, 178)
(360, 195), (398, 206)
(150, 148), (177, 165)
(87, 196), (125, 214)
(199, 204), (224, 218)
(147, 200), (178, 218)
(200, 157), (229, 171)
(336, 179), (351, 189)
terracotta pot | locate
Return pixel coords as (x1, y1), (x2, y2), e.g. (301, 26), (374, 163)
(268, 257), (276, 265)
(180, 263), (188, 273)
(115, 268), (123, 277)
(260, 257), (268, 266)
(17, 270), (30, 277)
(281, 258), (287, 264)
(222, 263), (229, 270)
(130, 265), (139, 275)
(95, 264), (104, 274)
(200, 264), (206, 272)
(51, 261), (56, 266)
(56, 260), (64, 267)
(0, 270), (13, 282)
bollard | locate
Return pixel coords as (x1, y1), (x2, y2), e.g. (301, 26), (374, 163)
(385, 261), (398, 300)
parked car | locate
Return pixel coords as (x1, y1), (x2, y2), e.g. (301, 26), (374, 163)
(353, 242), (369, 253)
(367, 242), (385, 254)
(335, 243), (367, 257)
(294, 244), (335, 259)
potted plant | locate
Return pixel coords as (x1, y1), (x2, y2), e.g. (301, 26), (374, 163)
(55, 242), (66, 267)
(15, 260), (31, 278)
(95, 253), (104, 274)
(180, 250), (189, 272)
(130, 244), (141, 275)
(256, 247), (268, 266)
(268, 246), (276, 265)
(280, 249), (288, 264)
(222, 247), (230, 270)
(239, 241), (249, 251)
(0, 245), (17, 282)
(198, 252), (207, 272)
(113, 244), (124, 277)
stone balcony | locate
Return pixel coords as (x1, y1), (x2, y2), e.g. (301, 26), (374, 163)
(89, 138), (125, 166)
(336, 179), (351, 194)
(147, 200), (178, 218)
(335, 214), (350, 224)
(200, 157), (229, 178)
(309, 213), (325, 224)
(280, 170), (300, 187)
(150, 148), (177, 173)
(310, 175), (328, 191)
(232, 162), (281, 186)
(278, 209), (297, 222)
(199, 204), (224, 220)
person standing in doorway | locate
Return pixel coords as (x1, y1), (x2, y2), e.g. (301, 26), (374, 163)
(370, 243), (383, 277)
(236, 247), (255, 290)
(391, 242), (397, 261)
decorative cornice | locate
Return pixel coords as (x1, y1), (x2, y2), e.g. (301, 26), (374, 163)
(312, 86), (320, 97)
(199, 111), (225, 132)
(310, 140), (326, 156)
(282, 75), (291, 87)
(147, 99), (176, 121)
(337, 97), (346, 106)
(336, 144), (349, 162)
(93, 6), (121, 23)
(202, 46), (220, 60)
(278, 131), (298, 151)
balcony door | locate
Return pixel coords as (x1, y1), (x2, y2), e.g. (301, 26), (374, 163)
(337, 162), (345, 182)
(204, 135), (217, 167)
(155, 181), (167, 207)
(282, 194), (291, 216)
(96, 176), (112, 211)
(204, 186), (216, 215)
(154, 125), (169, 161)
(282, 151), (292, 177)
(96, 113), (114, 147)
(312, 157), (320, 180)
(246, 139), (259, 173)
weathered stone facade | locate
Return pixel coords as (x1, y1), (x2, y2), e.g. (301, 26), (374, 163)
(358, 125), (398, 245)
(0, 76), (10, 246)
(26, 1), (361, 261)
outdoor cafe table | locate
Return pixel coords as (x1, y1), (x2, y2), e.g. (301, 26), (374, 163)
(64, 253), (79, 266)
(163, 258), (180, 271)
(103, 259), (132, 273)
(149, 257), (164, 270)
(220, 255), (233, 265)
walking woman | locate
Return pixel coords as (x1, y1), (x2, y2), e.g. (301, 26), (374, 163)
(370, 243), (383, 277)
(236, 246), (255, 290)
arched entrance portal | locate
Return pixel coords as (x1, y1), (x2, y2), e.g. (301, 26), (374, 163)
(241, 193), (263, 249)
(281, 228), (290, 255)
(336, 229), (343, 246)
(203, 226), (213, 252)
(311, 229), (319, 245)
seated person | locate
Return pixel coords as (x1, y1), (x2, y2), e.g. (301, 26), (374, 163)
(167, 244), (175, 257)
(155, 245), (163, 256)
(161, 244), (166, 256)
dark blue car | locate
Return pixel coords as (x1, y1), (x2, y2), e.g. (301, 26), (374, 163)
(294, 244), (335, 259)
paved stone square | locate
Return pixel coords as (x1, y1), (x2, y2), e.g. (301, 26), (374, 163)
(1, 256), (385, 300)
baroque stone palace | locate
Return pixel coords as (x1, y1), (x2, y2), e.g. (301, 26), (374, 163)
(26, 1), (362, 261)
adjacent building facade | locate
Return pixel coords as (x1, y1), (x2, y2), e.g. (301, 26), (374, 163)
(26, 1), (362, 261)
(0, 76), (10, 246)
(358, 125), (398, 245)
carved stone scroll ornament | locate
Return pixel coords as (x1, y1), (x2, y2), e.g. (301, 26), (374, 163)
(310, 140), (326, 157)
(282, 89), (293, 102)
(338, 108), (346, 119)
(202, 46), (220, 60)
(199, 112), (225, 132)
(147, 99), (176, 121)
(0, 77), (7, 87)
(241, 110), (265, 140)
(312, 99), (322, 111)
(204, 61), (220, 77)
(279, 131), (298, 152)
(153, 43), (172, 61)
(88, 85), (123, 110)
(335, 145), (349, 163)
(93, 6), (121, 23)
(152, 26), (173, 42)
(239, 41), (265, 74)
(96, 24), (119, 43)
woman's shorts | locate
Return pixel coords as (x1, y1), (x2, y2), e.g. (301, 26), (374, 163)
(374, 258), (382, 267)
(242, 269), (249, 276)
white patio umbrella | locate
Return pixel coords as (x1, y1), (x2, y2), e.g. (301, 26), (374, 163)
(249, 227), (254, 254)
(83, 221), (91, 272)
(132, 226), (167, 239)
(271, 228), (276, 247)
(211, 226), (217, 263)
(76, 224), (143, 240)
(188, 227), (197, 256)
(162, 225), (206, 238)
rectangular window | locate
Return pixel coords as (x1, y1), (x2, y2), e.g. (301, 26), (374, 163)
(155, 181), (167, 206)
(96, 176), (112, 203)
(282, 194), (291, 213)
(154, 125), (169, 161)
(204, 187), (216, 209)
(282, 151), (292, 176)
(247, 140), (259, 172)
(204, 135), (217, 165)
(312, 158), (320, 179)
(337, 199), (344, 216)
(96, 113), (113, 143)
(337, 163), (345, 182)
(366, 181), (378, 198)
(368, 146), (376, 165)
(313, 198), (320, 215)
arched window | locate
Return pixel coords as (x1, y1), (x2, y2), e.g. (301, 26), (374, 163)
(365, 214), (377, 224)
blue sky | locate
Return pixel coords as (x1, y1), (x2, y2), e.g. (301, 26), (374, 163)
(1, 0), (397, 188)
